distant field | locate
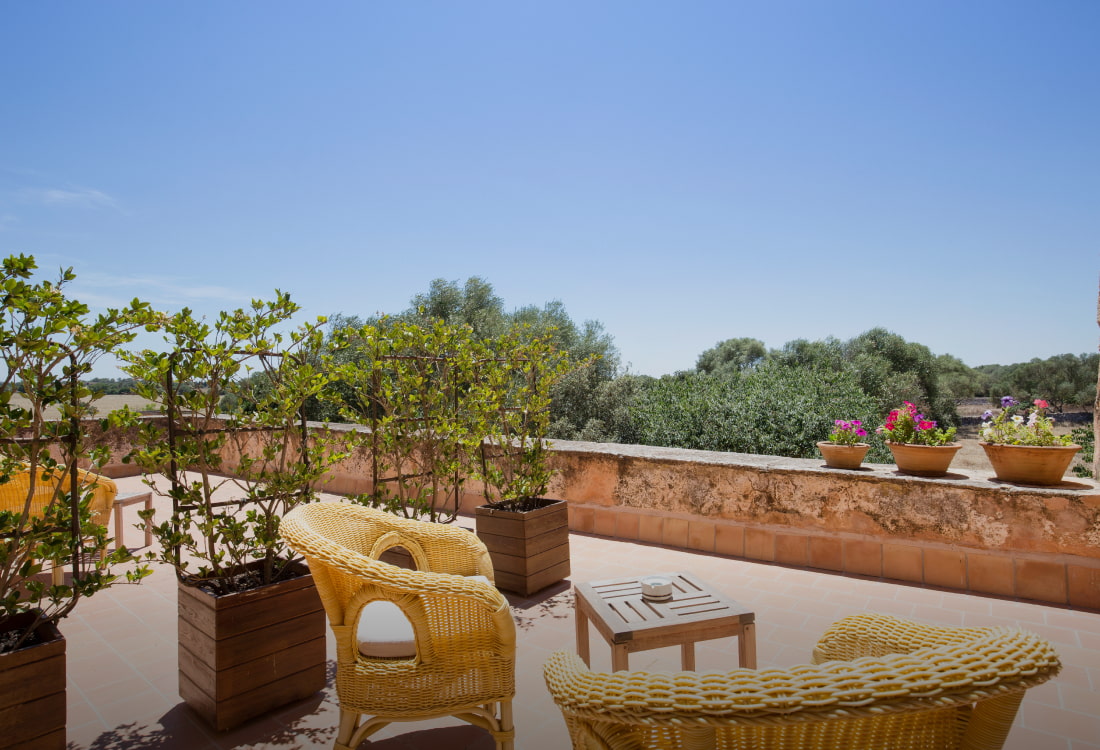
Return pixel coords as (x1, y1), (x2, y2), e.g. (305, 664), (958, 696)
(8, 394), (158, 420)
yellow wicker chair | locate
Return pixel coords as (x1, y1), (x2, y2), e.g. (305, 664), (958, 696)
(0, 466), (118, 585)
(279, 502), (516, 750)
(544, 613), (1061, 750)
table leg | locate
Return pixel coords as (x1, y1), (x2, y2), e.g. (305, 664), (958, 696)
(611, 644), (629, 672)
(576, 604), (591, 667)
(681, 642), (696, 670)
(113, 502), (126, 551)
(739, 622), (757, 669)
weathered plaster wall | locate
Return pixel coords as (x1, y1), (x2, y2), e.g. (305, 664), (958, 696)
(545, 441), (1100, 609)
(83, 419), (1100, 609)
(547, 442), (1100, 558)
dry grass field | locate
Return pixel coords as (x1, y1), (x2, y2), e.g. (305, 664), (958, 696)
(8, 393), (157, 421)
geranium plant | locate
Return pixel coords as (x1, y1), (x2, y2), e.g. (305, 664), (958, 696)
(877, 401), (957, 446)
(980, 396), (1073, 447)
(826, 419), (869, 445)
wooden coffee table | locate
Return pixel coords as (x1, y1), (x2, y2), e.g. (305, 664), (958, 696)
(574, 571), (756, 671)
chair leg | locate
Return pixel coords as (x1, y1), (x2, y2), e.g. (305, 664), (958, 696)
(334, 708), (358, 750)
(498, 700), (514, 750)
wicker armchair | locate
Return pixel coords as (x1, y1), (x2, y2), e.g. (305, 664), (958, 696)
(279, 502), (516, 750)
(544, 613), (1061, 750)
(0, 466), (118, 585)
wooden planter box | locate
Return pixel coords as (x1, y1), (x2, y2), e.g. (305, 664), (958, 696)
(177, 563), (326, 731)
(0, 613), (65, 750)
(475, 499), (570, 596)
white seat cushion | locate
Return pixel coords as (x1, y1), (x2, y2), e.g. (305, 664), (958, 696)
(357, 601), (416, 659)
(356, 576), (493, 659)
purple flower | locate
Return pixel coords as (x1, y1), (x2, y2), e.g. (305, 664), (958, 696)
(1001, 396), (1016, 408)
(982, 410), (994, 420)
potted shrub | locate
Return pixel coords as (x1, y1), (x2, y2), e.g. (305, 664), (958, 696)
(877, 401), (960, 477)
(0, 255), (153, 749)
(817, 419), (871, 469)
(119, 295), (345, 731)
(978, 396), (1080, 485)
(473, 328), (576, 596)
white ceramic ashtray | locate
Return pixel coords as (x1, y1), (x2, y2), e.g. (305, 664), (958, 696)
(640, 575), (673, 601)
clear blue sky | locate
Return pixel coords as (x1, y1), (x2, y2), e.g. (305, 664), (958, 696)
(2, 1), (1097, 377)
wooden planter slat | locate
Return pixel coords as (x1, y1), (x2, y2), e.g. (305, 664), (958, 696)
(178, 573), (322, 638)
(489, 541), (571, 577)
(178, 628), (326, 695)
(179, 607), (325, 670)
(177, 565), (327, 731)
(494, 559), (571, 597)
(5, 728), (65, 750)
(475, 502), (568, 539)
(476, 524), (568, 558)
(0, 616), (65, 750)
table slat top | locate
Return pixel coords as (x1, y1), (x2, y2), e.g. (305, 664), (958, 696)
(575, 571), (753, 642)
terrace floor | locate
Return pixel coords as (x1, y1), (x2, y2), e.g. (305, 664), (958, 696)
(63, 476), (1100, 750)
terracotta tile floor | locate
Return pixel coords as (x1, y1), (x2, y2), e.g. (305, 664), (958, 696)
(63, 476), (1100, 750)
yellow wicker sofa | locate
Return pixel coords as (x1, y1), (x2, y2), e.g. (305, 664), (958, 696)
(279, 501), (516, 750)
(544, 613), (1061, 750)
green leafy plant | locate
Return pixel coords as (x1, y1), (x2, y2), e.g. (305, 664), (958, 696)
(118, 294), (346, 594)
(979, 396), (1074, 447)
(826, 419), (869, 446)
(325, 318), (489, 523)
(476, 327), (576, 511)
(1071, 425), (1094, 478)
(0, 254), (154, 652)
(877, 401), (957, 446)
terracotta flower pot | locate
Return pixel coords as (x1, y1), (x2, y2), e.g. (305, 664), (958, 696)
(887, 442), (962, 478)
(817, 441), (870, 470)
(980, 442), (1081, 486)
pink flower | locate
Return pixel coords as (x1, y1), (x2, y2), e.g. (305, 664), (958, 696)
(1034, 399), (1048, 409)
(917, 420), (935, 430)
(856, 428), (867, 437)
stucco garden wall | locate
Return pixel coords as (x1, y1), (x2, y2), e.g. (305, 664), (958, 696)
(88, 419), (1100, 610)
(544, 441), (1100, 610)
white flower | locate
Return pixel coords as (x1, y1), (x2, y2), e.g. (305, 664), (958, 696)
(1012, 415), (1025, 424)
(1027, 413), (1039, 426)
(981, 428), (994, 439)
